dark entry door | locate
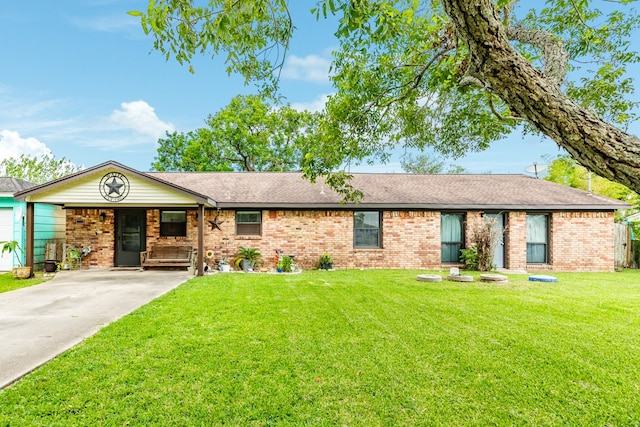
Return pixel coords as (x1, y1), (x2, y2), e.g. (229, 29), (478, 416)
(115, 209), (146, 267)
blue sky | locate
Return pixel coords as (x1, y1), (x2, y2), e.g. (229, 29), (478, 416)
(0, 1), (637, 175)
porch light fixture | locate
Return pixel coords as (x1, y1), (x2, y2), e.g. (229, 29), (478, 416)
(99, 212), (106, 222)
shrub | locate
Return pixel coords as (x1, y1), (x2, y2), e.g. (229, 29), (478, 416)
(464, 216), (504, 271)
(460, 245), (479, 270)
(319, 253), (332, 264)
(280, 256), (293, 272)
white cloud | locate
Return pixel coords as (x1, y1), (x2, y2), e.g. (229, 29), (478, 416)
(291, 93), (332, 113)
(71, 13), (140, 33)
(0, 130), (52, 162)
(282, 54), (331, 84)
(109, 101), (175, 140)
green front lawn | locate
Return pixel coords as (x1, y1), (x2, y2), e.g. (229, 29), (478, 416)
(1, 270), (639, 425)
(0, 272), (46, 294)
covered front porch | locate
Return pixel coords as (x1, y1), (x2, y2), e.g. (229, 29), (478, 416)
(13, 161), (216, 277)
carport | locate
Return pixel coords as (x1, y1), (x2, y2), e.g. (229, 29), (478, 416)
(13, 161), (216, 277)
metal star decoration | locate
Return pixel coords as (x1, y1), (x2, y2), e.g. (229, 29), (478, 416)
(209, 215), (225, 231)
(105, 177), (124, 195)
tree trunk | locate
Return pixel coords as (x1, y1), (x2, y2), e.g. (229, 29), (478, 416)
(442, 0), (640, 194)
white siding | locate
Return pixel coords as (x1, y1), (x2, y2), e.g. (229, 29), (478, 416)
(26, 169), (198, 206)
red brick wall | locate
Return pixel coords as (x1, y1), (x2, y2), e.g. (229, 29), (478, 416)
(503, 211), (615, 272)
(192, 209), (442, 270)
(65, 209), (114, 268)
(547, 211), (615, 271)
(145, 209), (199, 249)
(64, 208), (617, 272)
(507, 212), (527, 270)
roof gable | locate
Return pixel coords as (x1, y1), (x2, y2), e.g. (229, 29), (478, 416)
(14, 161), (214, 207)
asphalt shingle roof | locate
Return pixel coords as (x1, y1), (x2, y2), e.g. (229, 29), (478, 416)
(11, 160), (628, 211)
(0, 177), (36, 194)
(147, 172), (629, 211)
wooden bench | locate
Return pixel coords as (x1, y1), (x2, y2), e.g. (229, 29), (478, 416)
(140, 245), (194, 270)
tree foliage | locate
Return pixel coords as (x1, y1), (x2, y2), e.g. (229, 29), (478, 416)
(0, 154), (81, 184)
(400, 153), (466, 174)
(131, 0), (640, 199)
(544, 154), (639, 219)
(152, 95), (318, 172)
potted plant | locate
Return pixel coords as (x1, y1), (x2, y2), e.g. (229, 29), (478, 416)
(218, 258), (230, 272)
(1, 240), (32, 279)
(280, 255), (293, 273)
(236, 246), (261, 271)
(319, 253), (333, 270)
(66, 247), (82, 270)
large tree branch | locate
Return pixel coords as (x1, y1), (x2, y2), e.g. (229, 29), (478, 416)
(442, 0), (640, 194)
(507, 25), (569, 87)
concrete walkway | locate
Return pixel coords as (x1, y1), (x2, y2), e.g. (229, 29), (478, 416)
(0, 269), (191, 389)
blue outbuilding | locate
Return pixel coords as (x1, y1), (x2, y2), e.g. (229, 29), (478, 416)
(0, 177), (65, 272)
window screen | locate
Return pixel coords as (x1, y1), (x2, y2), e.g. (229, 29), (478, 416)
(354, 211), (381, 248)
(236, 211), (262, 236)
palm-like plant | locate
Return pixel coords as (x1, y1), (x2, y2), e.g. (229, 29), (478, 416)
(238, 246), (261, 261)
(236, 246), (261, 271)
(1, 240), (23, 267)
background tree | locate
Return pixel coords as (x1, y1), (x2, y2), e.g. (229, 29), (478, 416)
(131, 1), (640, 199)
(152, 95), (318, 172)
(400, 153), (466, 174)
(544, 154), (639, 221)
(0, 154), (81, 184)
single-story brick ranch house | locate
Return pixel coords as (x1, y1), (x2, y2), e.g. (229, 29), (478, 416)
(13, 160), (629, 276)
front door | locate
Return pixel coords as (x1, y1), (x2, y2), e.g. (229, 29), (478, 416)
(115, 209), (146, 267)
(485, 213), (505, 269)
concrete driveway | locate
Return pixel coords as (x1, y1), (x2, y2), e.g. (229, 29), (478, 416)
(0, 269), (191, 389)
